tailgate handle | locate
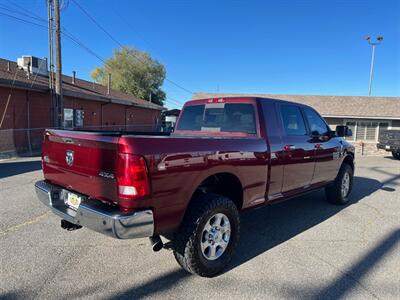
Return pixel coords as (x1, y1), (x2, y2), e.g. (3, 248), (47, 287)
(62, 138), (74, 144)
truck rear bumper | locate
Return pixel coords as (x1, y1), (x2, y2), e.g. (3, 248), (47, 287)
(35, 180), (154, 239)
(377, 143), (390, 151)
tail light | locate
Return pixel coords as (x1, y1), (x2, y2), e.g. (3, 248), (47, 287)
(117, 153), (150, 203)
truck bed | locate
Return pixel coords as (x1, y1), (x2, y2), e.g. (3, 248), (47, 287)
(41, 128), (269, 234)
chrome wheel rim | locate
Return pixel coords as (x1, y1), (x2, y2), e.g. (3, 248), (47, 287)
(200, 213), (231, 261)
(341, 171), (350, 198)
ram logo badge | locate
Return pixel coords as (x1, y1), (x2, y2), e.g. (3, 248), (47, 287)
(65, 150), (74, 167)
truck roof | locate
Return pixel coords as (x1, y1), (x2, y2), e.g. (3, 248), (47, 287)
(185, 96), (314, 110)
(184, 97), (258, 106)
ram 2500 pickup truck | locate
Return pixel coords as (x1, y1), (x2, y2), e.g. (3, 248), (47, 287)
(377, 130), (400, 159)
(35, 97), (355, 277)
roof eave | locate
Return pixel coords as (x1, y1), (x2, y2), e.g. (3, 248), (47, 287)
(63, 89), (164, 110)
(322, 114), (400, 120)
(0, 79), (48, 93)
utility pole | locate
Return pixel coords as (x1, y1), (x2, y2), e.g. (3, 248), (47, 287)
(47, 0), (56, 127)
(365, 35), (383, 96)
(54, 0), (63, 127)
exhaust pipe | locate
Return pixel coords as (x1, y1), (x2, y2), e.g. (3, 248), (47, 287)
(61, 219), (82, 231)
(149, 235), (163, 252)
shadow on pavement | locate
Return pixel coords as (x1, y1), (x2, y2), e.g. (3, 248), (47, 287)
(3, 173), (397, 300)
(0, 290), (30, 300)
(0, 160), (42, 179)
(228, 175), (397, 272)
(106, 174), (398, 300)
(109, 269), (190, 300)
(383, 155), (400, 161)
(311, 228), (400, 299)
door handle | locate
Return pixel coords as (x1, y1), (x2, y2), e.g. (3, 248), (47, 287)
(315, 144), (324, 149)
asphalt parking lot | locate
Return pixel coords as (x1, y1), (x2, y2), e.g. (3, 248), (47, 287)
(0, 156), (399, 299)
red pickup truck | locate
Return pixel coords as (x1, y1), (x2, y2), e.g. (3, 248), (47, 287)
(35, 97), (355, 277)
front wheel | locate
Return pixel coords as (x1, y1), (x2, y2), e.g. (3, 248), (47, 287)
(172, 193), (240, 277)
(392, 151), (400, 160)
(325, 163), (354, 205)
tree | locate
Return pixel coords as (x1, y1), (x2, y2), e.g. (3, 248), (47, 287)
(91, 46), (166, 106)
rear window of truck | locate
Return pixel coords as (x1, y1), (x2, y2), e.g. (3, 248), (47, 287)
(176, 103), (257, 134)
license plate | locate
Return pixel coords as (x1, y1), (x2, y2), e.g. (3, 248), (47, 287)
(66, 192), (82, 210)
(385, 145), (391, 150)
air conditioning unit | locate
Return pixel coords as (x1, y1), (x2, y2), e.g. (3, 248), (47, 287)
(17, 55), (48, 76)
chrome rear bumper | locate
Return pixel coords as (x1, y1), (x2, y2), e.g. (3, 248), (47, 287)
(35, 180), (154, 239)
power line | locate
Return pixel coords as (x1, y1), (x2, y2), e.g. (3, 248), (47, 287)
(110, 8), (193, 99)
(0, 4), (191, 104)
(62, 30), (107, 63)
(0, 10), (106, 64)
(0, 57), (48, 129)
(166, 99), (183, 107)
(70, 0), (193, 95)
(70, 0), (123, 47)
(0, 66), (19, 128)
(110, 7), (157, 55)
(165, 97), (185, 107)
(0, 11), (48, 29)
(0, 4), (47, 23)
(164, 79), (193, 95)
(167, 95), (185, 105)
(0, 11), (183, 109)
(4, 0), (47, 22)
(0, 2), (106, 65)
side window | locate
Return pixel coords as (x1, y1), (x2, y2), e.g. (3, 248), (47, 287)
(303, 108), (329, 135)
(280, 105), (307, 136)
(177, 105), (205, 131)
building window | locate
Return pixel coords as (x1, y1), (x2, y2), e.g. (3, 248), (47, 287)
(345, 120), (390, 142)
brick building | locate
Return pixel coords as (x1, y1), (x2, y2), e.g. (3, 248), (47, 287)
(0, 58), (164, 156)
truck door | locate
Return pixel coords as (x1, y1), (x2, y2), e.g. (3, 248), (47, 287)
(278, 104), (315, 194)
(302, 107), (341, 184)
(260, 100), (285, 200)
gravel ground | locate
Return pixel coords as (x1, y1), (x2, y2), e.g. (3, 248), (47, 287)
(0, 155), (399, 299)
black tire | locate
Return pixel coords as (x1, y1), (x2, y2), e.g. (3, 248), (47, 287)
(172, 193), (240, 277)
(392, 151), (400, 160)
(325, 163), (354, 205)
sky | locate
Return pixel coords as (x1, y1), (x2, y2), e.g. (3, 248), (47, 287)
(0, 0), (399, 109)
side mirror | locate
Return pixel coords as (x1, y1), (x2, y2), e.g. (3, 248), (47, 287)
(336, 125), (352, 137)
(311, 130), (320, 138)
(347, 128), (353, 137)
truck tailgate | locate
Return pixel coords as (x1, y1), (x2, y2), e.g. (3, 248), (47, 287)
(380, 131), (400, 147)
(42, 130), (120, 204)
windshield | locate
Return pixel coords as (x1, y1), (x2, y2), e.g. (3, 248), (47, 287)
(176, 103), (257, 134)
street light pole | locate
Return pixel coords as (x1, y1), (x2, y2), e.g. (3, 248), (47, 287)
(368, 44), (375, 97)
(365, 35), (383, 96)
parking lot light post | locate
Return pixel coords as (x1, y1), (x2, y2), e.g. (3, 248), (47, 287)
(365, 35), (383, 96)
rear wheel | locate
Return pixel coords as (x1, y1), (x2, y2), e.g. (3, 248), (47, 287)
(325, 163), (353, 205)
(172, 193), (240, 277)
(392, 151), (400, 160)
